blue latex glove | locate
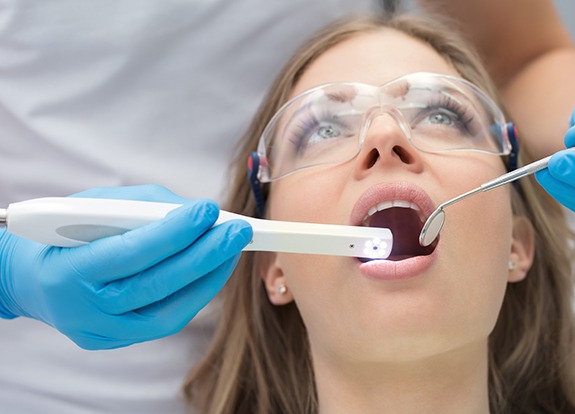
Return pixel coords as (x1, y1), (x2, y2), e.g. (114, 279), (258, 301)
(536, 111), (575, 211)
(0, 185), (253, 350)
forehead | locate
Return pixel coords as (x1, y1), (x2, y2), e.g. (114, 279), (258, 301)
(292, 29), (461, 97)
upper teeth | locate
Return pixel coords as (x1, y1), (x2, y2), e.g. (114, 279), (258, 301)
(362, 200), (422, 225)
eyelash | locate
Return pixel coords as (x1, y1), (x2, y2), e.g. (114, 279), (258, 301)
(286, 94), (477, 153)
(288, 109), (343, 151)
(423, 95), (476, 132)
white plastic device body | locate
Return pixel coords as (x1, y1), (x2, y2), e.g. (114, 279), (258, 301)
(1, 198), (393, 260)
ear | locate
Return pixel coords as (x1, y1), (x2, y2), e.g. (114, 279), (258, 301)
(259, 252), (294, 305)
(508, 216), (535, 283)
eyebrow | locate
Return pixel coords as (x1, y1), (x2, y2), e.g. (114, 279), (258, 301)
(325, 85), (358, 103)
(385, 80), (411, 99)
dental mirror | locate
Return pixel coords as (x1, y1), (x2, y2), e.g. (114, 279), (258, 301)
(419, 154), (553, 247)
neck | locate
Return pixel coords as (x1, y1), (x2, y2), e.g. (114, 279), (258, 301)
(314, 343), (490, 414)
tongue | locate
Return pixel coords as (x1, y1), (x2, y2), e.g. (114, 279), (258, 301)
(368, 208), (435, 261)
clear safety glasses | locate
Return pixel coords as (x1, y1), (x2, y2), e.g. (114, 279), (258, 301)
(253, 72), (513, 183)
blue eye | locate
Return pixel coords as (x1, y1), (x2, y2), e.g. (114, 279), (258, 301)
(309, 124), (341, 143)
(289, 116), (349, 152)
(286, 109), (362, 156)
(410, 97), (476, 137)
(427, 111), (455, 126)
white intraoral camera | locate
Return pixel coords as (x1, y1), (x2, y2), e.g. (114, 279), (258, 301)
(0, 198), (393, 260)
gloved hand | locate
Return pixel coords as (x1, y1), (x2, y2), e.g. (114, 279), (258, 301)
(0, 185), (253, 350)
(536, 110), (575, 211)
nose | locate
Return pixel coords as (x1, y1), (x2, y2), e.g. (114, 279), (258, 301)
(353, 107), (425, 178)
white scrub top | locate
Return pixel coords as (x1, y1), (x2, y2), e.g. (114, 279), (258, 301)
(0, 0), (378, 413)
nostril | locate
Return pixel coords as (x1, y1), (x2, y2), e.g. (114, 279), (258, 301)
(363, 146), (414, 170)
(393, 145), (415, 164)
(364, 148), (379, 169)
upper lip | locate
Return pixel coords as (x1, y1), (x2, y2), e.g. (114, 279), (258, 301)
(350, 182), (437, 227)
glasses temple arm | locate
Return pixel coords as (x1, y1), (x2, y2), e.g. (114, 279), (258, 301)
(248, 152), (267, 218)
(506, 122), (519, 172)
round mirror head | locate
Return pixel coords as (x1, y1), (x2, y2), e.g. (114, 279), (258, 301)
(419, 209), (445, 247)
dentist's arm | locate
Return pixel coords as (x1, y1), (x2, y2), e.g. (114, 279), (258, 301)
(0, 185), (253, 350)
(417, 0), (575, 159)
(418, 0), (575, 211)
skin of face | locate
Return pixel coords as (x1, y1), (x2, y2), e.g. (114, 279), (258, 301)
(262, 29), (533, 371)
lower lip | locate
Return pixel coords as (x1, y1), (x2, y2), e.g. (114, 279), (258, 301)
(358, 253), (436, 281)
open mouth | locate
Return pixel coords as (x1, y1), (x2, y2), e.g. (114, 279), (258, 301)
(359, 200), (438, 262)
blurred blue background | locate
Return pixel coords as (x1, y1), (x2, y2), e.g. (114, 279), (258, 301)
(556, 0), (575, 38)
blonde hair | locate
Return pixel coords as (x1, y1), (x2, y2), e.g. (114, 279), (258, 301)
(184, 13), (575, 414)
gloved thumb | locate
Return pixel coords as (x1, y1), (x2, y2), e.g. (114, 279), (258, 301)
(565, 108), (575, 148)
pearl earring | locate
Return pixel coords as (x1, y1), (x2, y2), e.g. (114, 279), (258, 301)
(508, 260), (517, 270)
(277, 284), (287, 295)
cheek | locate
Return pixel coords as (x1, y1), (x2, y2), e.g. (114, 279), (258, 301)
(267, 172), (351, 330)
(445, 184), (513, 270)
(438, 156), (511, 258)
(440, 189), (513, 334)
(275, 253), (345, 336)
(268, 169), (347, 223)
(434, 157), (514, 337)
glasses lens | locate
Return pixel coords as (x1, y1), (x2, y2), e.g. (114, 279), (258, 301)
(261, 84), (377, 180)
(258, 74), (509, 182)
(390, 75), (509, 155)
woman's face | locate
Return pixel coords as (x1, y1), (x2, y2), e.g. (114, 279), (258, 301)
(262, 29), (531, 364)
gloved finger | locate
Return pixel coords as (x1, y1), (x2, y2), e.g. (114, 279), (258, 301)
(63, 199), (221, 283)
(97, 220), (251, 314)
(535, 150), (575, 211)
(70, 326), (140, 351)
(74, 254), (242, 350)
(56, 315), (122, 350)
(570, 108), (575, 128)
(536, 170), (575, 211)
(133, 254), (241, 336)
(70, 184), (190, 204)
(547, 148), (575, 181)
(564, 123), (575, 148)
